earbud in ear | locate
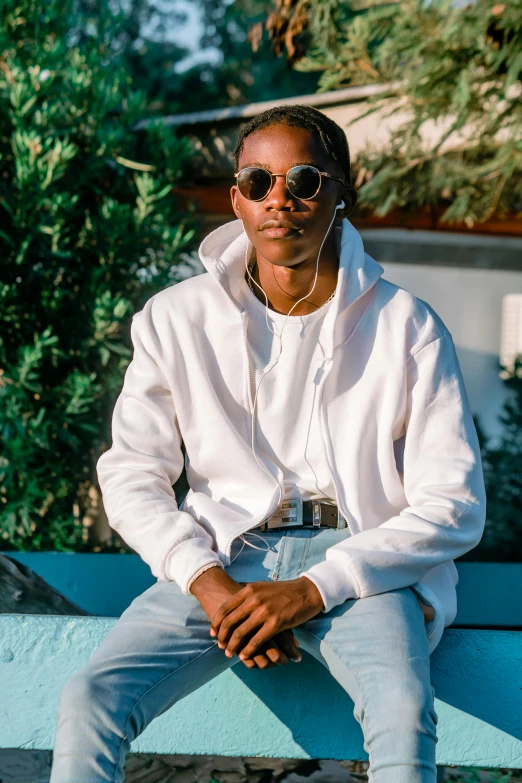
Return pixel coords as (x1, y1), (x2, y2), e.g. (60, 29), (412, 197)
(336, 200), (345, 210)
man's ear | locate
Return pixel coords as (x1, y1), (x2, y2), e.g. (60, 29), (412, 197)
(230, 185), (242, 220)
(340, 185), (358, 220)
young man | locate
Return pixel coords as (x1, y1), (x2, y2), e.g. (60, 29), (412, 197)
(50, 105), (486, 783)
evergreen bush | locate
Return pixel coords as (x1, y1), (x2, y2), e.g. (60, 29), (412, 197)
(0, 0), (196, 551)
(470, 357), (522, 561)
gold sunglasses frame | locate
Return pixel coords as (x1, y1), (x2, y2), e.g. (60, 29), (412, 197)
(234, 165), (346, 202)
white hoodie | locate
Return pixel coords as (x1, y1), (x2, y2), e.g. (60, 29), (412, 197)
(96, 217), (487, 655)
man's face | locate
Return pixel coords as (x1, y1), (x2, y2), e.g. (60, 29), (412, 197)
(230, 123), (352, 268)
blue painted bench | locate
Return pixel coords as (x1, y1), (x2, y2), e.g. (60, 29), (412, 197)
(1, 615), (522, 768)
(1, 554), (522, 769)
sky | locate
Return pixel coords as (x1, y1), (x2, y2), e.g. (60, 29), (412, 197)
(141, 0), (222, 73)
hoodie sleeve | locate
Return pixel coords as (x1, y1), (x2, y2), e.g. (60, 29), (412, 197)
(300, 331), (487, 614)
(96, 306), (224, 594)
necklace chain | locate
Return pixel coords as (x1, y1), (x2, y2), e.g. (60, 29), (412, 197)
(246, 260), (335, 311)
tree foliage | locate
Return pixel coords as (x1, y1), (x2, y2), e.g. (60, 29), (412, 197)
(0, 0), (196, 551)
(169, 0), (322, 113)
(262, 0), (522, 226)
(114, 0), (324, 116)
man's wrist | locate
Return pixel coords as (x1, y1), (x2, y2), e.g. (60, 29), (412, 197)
(298, 575), (326, 612)
(189, 563), (228, 597)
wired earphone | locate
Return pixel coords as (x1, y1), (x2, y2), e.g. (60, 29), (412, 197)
(242, 198), (345, 514)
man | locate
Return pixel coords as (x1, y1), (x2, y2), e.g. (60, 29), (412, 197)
(50, 105), (486, 782)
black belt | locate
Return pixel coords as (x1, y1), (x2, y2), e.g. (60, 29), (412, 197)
(258, 499), (345, 531)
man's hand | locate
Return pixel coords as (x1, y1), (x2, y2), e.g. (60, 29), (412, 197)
(209, 576), (325, 662)
(189, 566), (303, 668)
(417, 597), (436, 623)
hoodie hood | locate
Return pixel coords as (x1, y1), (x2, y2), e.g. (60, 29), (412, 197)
(198, 217), (385, 353)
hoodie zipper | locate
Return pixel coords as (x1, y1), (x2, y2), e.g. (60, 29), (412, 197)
(316, 357), (354, 537)
(224, 314), (283, 564)
(225, 314), (353, 563)
(241, 310), (278, 486)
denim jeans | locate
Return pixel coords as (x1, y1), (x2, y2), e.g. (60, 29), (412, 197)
(50, 526), (439, 783)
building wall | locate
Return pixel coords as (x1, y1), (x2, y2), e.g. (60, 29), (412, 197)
(361, 230), (522, 448)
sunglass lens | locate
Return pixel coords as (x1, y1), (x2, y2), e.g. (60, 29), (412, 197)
(237, 167), (272, 201)
(287, 165), (321, 199)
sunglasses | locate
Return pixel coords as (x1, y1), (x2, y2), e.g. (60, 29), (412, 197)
(234, 164), (346, 202)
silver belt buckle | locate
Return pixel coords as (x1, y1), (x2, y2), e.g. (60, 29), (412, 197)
(312, 502), (322, 527)
(265, 499), (303, 530)
(312, 501), (344, 528)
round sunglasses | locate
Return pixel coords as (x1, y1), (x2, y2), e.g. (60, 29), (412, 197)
(234, 164), (346, 202)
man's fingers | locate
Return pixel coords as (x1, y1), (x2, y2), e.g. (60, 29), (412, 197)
(264, 640), (289, 666)
(235, 631), (288, 666)
(253, 654), (276, 668)
(215, 603), (252, 646)
(237, 626), (276, 660)
(224, 615), (261, 656)
(237, 637), (296, 668)
(210, 589), (248, 634)
(275, 630), (301, 661)
(252, 641), (281, 668)
(233, 630), (299, 666)
(417, 597), (436, 623)
(239, 641), (278, 669)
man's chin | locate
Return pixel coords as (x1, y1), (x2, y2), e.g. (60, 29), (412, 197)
(264, 259), (306, 270)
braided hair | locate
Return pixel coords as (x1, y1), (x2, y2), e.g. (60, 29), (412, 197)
(232, 104), (352, 186)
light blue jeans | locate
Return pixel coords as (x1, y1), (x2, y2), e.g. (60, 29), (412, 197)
(50, 526), (439, 783)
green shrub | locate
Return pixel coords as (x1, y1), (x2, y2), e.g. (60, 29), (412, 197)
(0, 0), (196, 551)
(469, 358), (522, 562)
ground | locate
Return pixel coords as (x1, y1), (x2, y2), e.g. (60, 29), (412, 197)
(0, 751), (520, 782)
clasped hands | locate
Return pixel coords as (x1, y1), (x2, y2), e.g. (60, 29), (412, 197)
(191, 567), (436, 670)
(190, 566), (323, 669)
(209, 576), (324, 668)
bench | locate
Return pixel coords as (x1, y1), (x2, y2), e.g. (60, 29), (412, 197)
(1, 554), (521, 770)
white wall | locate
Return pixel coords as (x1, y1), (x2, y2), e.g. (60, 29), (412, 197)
(377, 260), (522, 448)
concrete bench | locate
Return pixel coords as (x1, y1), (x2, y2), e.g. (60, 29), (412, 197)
(1, 554), (521, 770)
(1, 614), (522, 769)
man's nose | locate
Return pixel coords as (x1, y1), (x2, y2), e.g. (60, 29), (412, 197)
(263, 174), (296, 210)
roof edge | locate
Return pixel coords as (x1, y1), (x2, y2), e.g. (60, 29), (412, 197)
(134, 82), (398, 131)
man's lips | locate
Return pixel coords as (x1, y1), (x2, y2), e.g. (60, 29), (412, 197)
(262, 227), (300, 238)
(259, 220), (303, 238)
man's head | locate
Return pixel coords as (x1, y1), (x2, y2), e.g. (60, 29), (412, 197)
(230, 105), (358, 270)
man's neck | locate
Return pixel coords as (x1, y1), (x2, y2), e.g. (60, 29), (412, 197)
(246, 230), (341, 316)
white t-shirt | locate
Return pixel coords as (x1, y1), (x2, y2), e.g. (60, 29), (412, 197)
(239, 272), (337, 511)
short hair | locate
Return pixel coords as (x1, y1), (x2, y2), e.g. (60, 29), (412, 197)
(232, 104), (352, 185)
